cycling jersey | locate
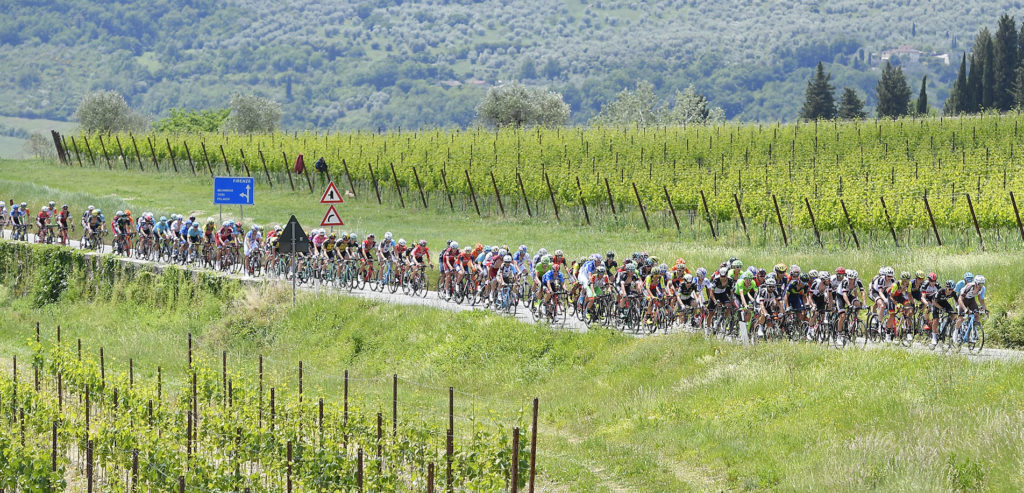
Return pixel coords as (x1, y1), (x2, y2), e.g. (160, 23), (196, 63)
(734, 279), (757, 296)
(535, 261), (552, 278)
(411, 244), (429, 261)
(541, 269), (563, 286)
(645, 273), (666, 292)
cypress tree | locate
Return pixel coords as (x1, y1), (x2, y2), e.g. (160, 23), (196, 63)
(944, 53), (969, 115)
(1013, 65), (1024, 109)
(876, 61), (911, 118)
(972, 29), (994, 110)
(983, 32), (996, 109)
(916, 76), (929, 115)
(994, 14), (1017, 110)
(967, 53), (982, 112)
(800, 61), (836, 120)
(837, 88), (866, 120)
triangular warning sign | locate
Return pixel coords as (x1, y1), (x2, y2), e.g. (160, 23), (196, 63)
(320, 181), (344, 204)
(278, 215), (309, 254)
(320, 205), (344, 226)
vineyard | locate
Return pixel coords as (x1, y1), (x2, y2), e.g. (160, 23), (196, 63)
(0, 325), (533, 491)
(55, 114), (1024, 248)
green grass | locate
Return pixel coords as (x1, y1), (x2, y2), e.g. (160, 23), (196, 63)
(0, 116), (77, 158)
(0, 243), (1022, 491)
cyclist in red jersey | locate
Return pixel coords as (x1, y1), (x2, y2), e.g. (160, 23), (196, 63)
(441, 241), (460, 294)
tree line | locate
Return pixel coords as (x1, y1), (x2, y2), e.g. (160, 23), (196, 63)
(944, 14), (1024, 115)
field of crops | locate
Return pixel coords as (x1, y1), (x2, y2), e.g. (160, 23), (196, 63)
(0, 325), (529, 491)
(64, 114), (1024, 245)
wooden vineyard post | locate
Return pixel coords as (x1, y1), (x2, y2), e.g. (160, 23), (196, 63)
(201, 141), (214, 176)
(577, 176), (591, 225)
(303, 163), (315, 193)
(839, 199), (860, 249)
(87, 438), (93, 493)
(165, 139), (180, 173)
(490, 171), (505, 216)
(389, 162), (405, 207)
(219, 145), (231, 175)
(70, 137), (84, 166)
(700, 190), (716, 239)
(283, 152), (296, 191)
(529, 398), (538, 493)
(84, 136), (97, 167)
(772, 194), (788, 246)
(447, 387), (454, 493)
(52, 421), (58, 473)
(604, 177), (617, 215)
(663, 186), (680, 232)
(511, 427), (521, 493)
(258, 150), (273, 187)
(287, 440), (293, 493)
(923, 194), (942, 246)
(146, 137), (160, 171)
(368, 163), (382, 204)
(465, 170), (482, 216)
(183, 142), (197, 175)
(129, 134), (144, 171)
(238, 149), (252, 177)
(98, 135), (112, 169)
(733, 193), (750, 242)
(440, 168), (454, 211)
(632, 182), (650, 231)
(412, 167), (428, 208)
(392, 373), (398, 436)
(115, 136), (129, 170)
(342, 159), (356, 198)
(541, 172), (559, 220)
(428, 463), (435, 493)
(879, 196), (899, 247)
(966, 194), (985, 251)
(358, 448), (364, 492)
(516, 172), (532, 217)
(1011, 191), (1024, 245)
(804, 198), (823, 248)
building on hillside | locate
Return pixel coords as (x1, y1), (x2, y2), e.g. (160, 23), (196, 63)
(878, 45), (950, 66)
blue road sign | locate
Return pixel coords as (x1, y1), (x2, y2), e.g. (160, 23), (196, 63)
(213, 177), (254, 205)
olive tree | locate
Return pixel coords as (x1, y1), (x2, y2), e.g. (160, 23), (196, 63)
(74, 91), (148, 133)
(223, 94), (282, 133)
(476, 83), (570, 128)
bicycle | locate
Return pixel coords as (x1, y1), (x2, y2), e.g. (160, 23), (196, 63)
(952, 310), (986, 354)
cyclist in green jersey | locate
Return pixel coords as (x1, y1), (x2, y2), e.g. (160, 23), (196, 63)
(734, 271), (758, 322)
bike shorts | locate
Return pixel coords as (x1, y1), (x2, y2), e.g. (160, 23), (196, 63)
(910, 290), (922, 302)
(961, 297), (979, 314)
(836, 296), (853, 312)
(712, 291), (732, 306)
(811, 294), (827, 312)
(188, 236), (201, 244)
(326, 250), (336, 260)
(787, 293), (805, 312)
(931, 299), (954, 319)
(587, 284), (605, 298)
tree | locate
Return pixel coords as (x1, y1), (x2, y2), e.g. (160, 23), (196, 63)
(982, 31), (996, 109)
(74, 91), (147, 133)
(541, 58), (563, 79)
(519, 58), (537, 80)
(1014, 65), (1024, 109)
(994, 14), (1017, 110)
(967, 53), (982, 112)
(153, 108), (230, 133)
(475, 83), (570, 128)
(837, 88), (866, 119)
(916, 76), (929, 115)
(799, 62), (836, 120)
(591, 80), (662, 127)
(875, 61), (911, 118)
(665, 85), (724, 125)
(944, 53), (969, 115)
(223, 94), (282, 133)
(970, 29), (993, 110)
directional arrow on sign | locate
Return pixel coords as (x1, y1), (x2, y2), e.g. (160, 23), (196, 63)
(320, 204), (344, 226)
(320, 181), (344, 204)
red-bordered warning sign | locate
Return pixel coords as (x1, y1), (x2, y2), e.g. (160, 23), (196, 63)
(320, 205), (344, 226)
(319, 181), (344, 204)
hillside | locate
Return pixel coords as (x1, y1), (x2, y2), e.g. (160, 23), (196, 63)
(0, 0), (1018, 129)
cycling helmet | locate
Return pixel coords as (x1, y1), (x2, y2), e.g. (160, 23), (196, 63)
(808, 270), (818, 279)
(818, 271), (829, 280)
(96, 209), (102, 215)
(607, 251), (615, 258)
(275, 225), (282, 232)
(250, 224), (258, 231)
(659, 263), (668, 272)
(503, 254), (513, 262)
(747, 266), (757, 276)
(483, 245), (492, 252)
(596, 265), (607, 274)
(235, 221), (242, 228)
(741, 271), (753, 280)
(450, 241), (459, 250)
(350, 234), (359, 241)
(927, 272), (937, 282)
(728, 257), (738, 265)
(649, 256), (659, 264)
(188, 215), (196, 222)
(696, 267), (707, 277)
(329, 233), (336, 239)
(789, 265), (801, 275)
(731, 259), (743, 268)
(20, 202), (26, 207)
(62, 204), (68, 210)
(683, 273), (693, 282)
(380, 231), (391, 241)
(799, 274), (810, 283)
(591, 253), (602, 262)
(945, 280), (955, 289)
(900, 271), (911, 280)
(757, 269), (767, 277)
(849, 270), (858, 279)
(367, 233), (375, 238)
(915, 270), (925, 279)
(10, 204), (18, 211)
(883, 267), (895, 277)
(878, 267), (886, 276)
(718, 267), (728, 276)
(207, 218), (215, 225)
(765, 277), (777, 286)
(542, 254), (553, 263)
(463, 246), (471, 254)
(975, 275), (986, 285)
(538, 248), (548, 256)
(91, 210), (99, 216)
(398, 238), (406, 246)
(964, 272), (974, 282)
(190, 222), (199, 229)
(774, 263), (786, 273)
(159, 216), (167, 222)
(88, 205), (95, 211)
(519, 245), (528, 252)
(41, 206), (49, 212)
(554, 249), (566, 257)
(836, 267), (846, 276)
(124, 209), (131, 215)
(498, 248), (508, 256)
(625, 264), (637, 272)
(116, 210), (124, 217)
(48, 201), (55, 207)
(419, 239), (427, 246)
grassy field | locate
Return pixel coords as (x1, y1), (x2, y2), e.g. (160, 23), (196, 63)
(0, 116), (76, 159)
(0, 241), (1022, 491)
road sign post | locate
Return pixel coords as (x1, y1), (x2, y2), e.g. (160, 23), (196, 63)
(278, 216), (309, 306)
(320, 182), (345, 232)
(214, 177), (255, 225)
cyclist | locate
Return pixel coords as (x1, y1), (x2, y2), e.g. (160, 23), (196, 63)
(642, 263), (669, 324)
(733, 271), (758, 324)
(887, 271), (914, 342)
(215, 220), (236, 264)
(576, 254), (601, 312)
(186, 222), (203, 254)
(137, 212), (155, 237)
(377, 231), (397, 275)
(928, 280), (958, 344)
(35, 205), (51, 242)
(869, 266), (895, 332)
(86, 209), (104, 239)
(155, 216), (172, 249)
(540, 262), (565, 311)
(9, 204), (23, 240)
(56, 205), (71, 244)
(956, 275), (988, 332)
(511, 245), (531, 275)
(835, 269), (863, 336)
(918, 272), (941, 345)
(244, 225), (263, 267)
(755, 276), (782, 336)
(808, 270), (830, 328)
(770, 263), (787, 284)
(204, 219), (217, 245)
(323, 233), (338, 261)
(411, 239), (431, 271)
(81, 206), (95, 229)
(484, 247), (506, 301)
(532, 253), (553, 299)
(552, 249), (567, 268)
(112, 211), (134, 253)
(783, 273), (811, 336)
(674, 272), (703, 322)
(708, 267), (734, 316)
(604, 251), (617, 272)
(440, 241), (460, 295)
(910, 270), (926, 312)
(585, 265), (610, 316)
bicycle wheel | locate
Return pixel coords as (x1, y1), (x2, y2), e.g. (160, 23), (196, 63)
(898, 318), (914, 348)
(967, 323), (985, 353)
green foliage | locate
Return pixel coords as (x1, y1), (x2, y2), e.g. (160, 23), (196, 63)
(475, 83), (569, 128)
(876, 62), (912, 118)
(74, 91), (148, 133)
(945, 54), (969, 115)
(800, 62), (837, 120)
(592, 80), (662, 127)
(666, 85), (725, 125)
(993, 14), (1017, 110)
(837, 87), (866, 119)
(916, 76), (929, 115)
(153, 108), (230, 133)
(224, 94), (282, 133)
